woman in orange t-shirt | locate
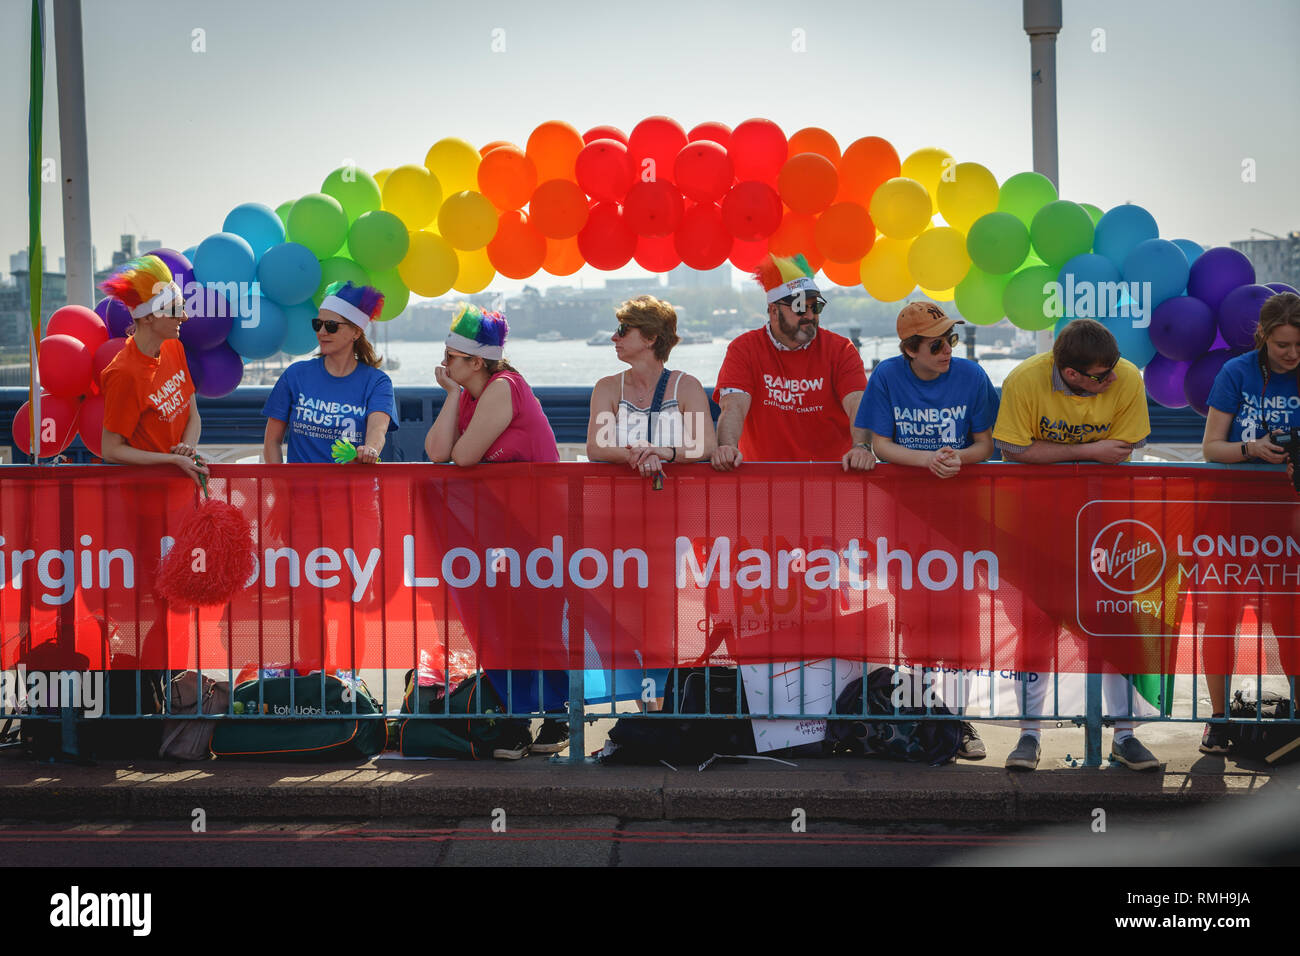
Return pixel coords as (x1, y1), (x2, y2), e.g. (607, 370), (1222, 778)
(98, 255), (208, 487)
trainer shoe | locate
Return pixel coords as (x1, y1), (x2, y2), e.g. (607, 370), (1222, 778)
(1004, 733), (1040, 770)
(958, 722), (987, 760)
(492, 724), (532, 760)
(1110, 735), (1160, 771)
(1199, 721), (1230, 755)
(531, 718), (570, 755)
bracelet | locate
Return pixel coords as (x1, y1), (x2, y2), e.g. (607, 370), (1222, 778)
(855, 442), (873, 453)
(1242, 441), (1250, 460)
(667, 446), (677, 463)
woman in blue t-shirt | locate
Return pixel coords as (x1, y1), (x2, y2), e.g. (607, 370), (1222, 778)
(1198, 291), (1300, 755)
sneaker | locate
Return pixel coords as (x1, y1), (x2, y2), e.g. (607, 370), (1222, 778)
(958, 722), (986, 760)
(1110, 735), (1160, 771)
(531, 718), (570, 755)
(1004, 733), (1040, 770)
(492, 724), (532, 761)
(1199, 722), (1230, 755)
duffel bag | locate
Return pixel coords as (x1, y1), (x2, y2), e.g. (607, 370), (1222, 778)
(398, 672), (524, 760)
(211, 674), (385, 761)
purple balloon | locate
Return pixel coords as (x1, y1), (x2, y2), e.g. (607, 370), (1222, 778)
(1186, 246), (1255, 313)
(1211, 330), (1228, 350)
(1267, 282), (1299, 295)
(94, 296), (133, 338)
(1183, 349), (1233, 417)
(1148, 295), (1216, 362)
(1143, 353), (1191, 408)
(147, 247), (192, 279)
(179, 283), (235, 351)
(1218, 283), (1274, 350)
(189, 343), (244, 399)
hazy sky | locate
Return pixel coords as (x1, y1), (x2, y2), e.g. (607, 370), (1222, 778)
(2, 0), (1297, 294)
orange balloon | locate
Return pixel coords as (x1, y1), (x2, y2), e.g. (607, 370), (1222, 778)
(478, 146), (538, 211)
(778, 153), (839, 215)
(820, 257), (865, 288)
(528, 179), (590, 239)
(526, 120), (584, 183)
(479, 140), (513, 158)
(836, 136), (901, 206)
(815, 202), (876, 263)
(543, 235), (585, 277)
(486, 210), (547, 279)
(787, 127), (841, 165)
(768, 210), (823, 272)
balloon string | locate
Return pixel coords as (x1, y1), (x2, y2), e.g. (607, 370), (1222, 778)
(195, 455), (210, 501)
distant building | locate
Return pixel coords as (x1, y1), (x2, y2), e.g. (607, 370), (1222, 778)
(1231, 232), (1300, 289)
(668, 264), (731, 289)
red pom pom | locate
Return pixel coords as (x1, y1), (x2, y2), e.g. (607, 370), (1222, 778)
(157, 499), (255, 607)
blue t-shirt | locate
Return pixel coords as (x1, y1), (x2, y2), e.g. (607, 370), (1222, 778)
(263, 359), (398, 463)
(1207, 351), (1300, 443)
(855, 354), (999, 451)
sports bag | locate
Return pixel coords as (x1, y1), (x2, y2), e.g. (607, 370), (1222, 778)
(826, 667), (962, 765)
(210, 674), (385, 761)
(1228, 690), (1300, 764)
(159, 671), (230, 760)
(397, 672), (525, 759)
(601, 667), (757, 766)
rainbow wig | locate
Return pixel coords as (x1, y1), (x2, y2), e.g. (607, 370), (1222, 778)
(753, 253), (819, 303)
(446, 303), (509, 360)
(320, 281), (385, 333)
(99, 254), (182, 318)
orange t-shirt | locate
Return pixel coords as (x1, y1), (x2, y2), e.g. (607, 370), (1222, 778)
(101, 337), (196, 454)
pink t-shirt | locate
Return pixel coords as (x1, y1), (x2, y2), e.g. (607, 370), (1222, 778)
(457, 370), (559, 463)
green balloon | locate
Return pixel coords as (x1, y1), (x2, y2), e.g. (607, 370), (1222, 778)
(997, 171), (1058, 227)
(368, 268), (410, 321)
(274, 200), (294, 229)
(322, 166), (382, 224)
(287, 193), (347, 259)
(1002, 264), (1060, 331)
(313, 256), (370, 306)
(348, 211), (410, 274)
(954, 266), (1012, 326)
(966, 212), (1030, 275)
(1080, 202), (1104, 226)
(1029, 200), (1095, 269)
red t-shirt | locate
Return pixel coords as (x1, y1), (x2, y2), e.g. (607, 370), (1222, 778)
(712, 327), (867, 462)
(101, 337), (196, 454)
(457, 370), (559, 463)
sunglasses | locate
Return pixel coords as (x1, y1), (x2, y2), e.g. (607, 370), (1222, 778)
(779, 296), (827, 316)
(613, 323), (636, 338)
(312, 319), (344, 333)
(928, 331), (960, 355)
(1072, 360), (1118, 385)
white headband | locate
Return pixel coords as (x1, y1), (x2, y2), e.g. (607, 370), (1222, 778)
(130, 282), (182, 319)
(445, 330), (504, 360)
(320, 294), (371, 333)
(765, 276), (820, 304)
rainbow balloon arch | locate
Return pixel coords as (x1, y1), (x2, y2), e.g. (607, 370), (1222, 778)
(18, 117), (1300, 459)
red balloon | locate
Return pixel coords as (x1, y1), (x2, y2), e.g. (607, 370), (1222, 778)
(92, 337), (128, 389)
(11, 394), (81, 458)
(674, 141), (734, 203)
(628, 116), (688, 186)
(778, 153), (839, 214)
(575, 138), (634, 203)
(634, 233), (681, 273)
(38, 333), (94, 398)
(47, 305), (108, 353)
(577, 203), (636, 270)
(815, 202), (876, 262)
(730, 237), (770, 272)
(486, 210), (548, 279)
(688, 121), (732, 150)
(77, 392), (106, 457)
(721, 181), (783, 240)
(730, 118), (787, 186)
(529, 179), (590, 238)
(674, 202), (731, 271)
(623, 180), (684, 237)
(583, 125), (628, 146)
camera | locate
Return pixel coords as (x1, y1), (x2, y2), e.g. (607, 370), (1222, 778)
(1272, 428), (1300, 493)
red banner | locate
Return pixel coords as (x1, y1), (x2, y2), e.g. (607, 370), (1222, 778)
(1, 464), (1296, 675)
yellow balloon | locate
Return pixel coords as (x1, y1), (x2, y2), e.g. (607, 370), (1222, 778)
(382, 164), (443, 230)
(935, 162), (999, 232)
(453, 247), (495, 294)
(373, 168), (392, 190)
(425, 138), (481, 196)
(860, 236), (916, 302)
(868, 178), (932, 240)
(918, 285), (956, 302)
(900, 147), (953, 215)
(398, 229), (458, 297)
(907, 226), (972, 291)
(438, 191), (499, 251)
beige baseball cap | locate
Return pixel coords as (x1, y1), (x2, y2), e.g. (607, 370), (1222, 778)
(897, 301), (963, 339)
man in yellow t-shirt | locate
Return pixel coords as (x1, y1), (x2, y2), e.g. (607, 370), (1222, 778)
(992, 319), (1157, 772)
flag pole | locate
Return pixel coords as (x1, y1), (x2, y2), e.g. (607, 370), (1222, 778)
(27, 0), (46, 464)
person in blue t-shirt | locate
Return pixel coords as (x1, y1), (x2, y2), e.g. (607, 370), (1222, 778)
(1198, 291), (1300, 756)
(262, 281), (398, 464)
(848, 301), (999, 761)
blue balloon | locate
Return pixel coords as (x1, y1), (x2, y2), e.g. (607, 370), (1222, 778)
(182, 245), (198, 262)
(193, 232), (256, 287)
(1057, 253), (1122, 319)
(1123, 238), (1189, 311)
(222, 203), (285, 261)
(1171, 239), (1203, 267)
(1093, 205), (1159, 269)
(280, 301), (320, 356)
(257, 242), (323, 306)
(1100, 312), (1156, 369)
(226, 293), (288, 360)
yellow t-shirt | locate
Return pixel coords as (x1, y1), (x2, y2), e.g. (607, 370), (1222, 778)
(993, 351), (1150, 449)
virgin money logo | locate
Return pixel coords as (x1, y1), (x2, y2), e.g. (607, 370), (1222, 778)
(1089, 519), (1166, 595)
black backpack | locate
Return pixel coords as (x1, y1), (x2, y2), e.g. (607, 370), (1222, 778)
(602, 668), (757, 767)
(1228, 690), (1300, 764)
(825, 667), (962, 765)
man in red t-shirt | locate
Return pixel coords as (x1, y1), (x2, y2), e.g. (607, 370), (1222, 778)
(711, 253), (874, 471)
